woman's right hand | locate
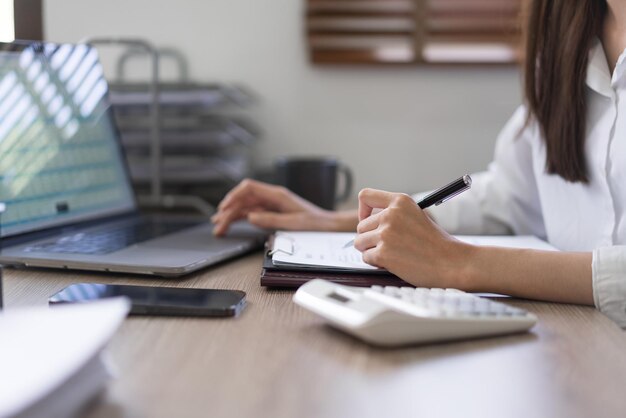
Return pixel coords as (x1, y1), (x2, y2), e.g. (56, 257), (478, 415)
(211, 179), (357, 236)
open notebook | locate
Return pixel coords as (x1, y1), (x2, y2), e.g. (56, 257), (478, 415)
(269, 231), (558, 272)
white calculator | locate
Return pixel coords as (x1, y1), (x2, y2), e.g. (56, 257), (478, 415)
(293, 280), (537, 346)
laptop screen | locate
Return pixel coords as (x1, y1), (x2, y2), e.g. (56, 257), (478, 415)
(0, 42), (136, 238)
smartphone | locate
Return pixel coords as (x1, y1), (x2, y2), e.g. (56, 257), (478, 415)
(49, 283), (246, 317)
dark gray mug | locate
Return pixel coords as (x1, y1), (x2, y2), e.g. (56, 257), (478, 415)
(275, 157), (353, 210)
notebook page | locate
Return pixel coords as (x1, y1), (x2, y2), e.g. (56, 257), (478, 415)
(455, 235), (558, 251)
(271, 232), (558, 271)
(271, 231), (381, 271)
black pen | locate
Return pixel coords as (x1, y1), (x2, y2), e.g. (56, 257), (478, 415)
(416, 174), (472, 209)
(344, 175), (472, 248)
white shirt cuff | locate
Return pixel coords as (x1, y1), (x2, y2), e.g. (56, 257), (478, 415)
(592, 246), (626, 328)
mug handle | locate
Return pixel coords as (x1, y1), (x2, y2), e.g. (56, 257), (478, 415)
(335, 164), (354, 204)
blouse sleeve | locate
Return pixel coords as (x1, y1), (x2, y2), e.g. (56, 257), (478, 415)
(593, 247), (626, 327)
(415, 105), (547, 238)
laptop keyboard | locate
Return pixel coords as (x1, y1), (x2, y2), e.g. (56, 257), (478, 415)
(25, 220), (202, 255)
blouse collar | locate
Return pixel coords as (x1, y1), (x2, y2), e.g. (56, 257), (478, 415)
(586, 37), (626, 98)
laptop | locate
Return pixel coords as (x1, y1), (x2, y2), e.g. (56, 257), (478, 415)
(0, 41), (266, 276)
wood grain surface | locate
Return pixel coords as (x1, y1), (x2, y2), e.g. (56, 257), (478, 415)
(3, 252), (626, 418)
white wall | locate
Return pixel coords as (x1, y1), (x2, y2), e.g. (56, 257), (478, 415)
(44, 0), (522, 195)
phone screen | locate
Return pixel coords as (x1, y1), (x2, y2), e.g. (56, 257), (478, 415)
(49, 283), (246, 317)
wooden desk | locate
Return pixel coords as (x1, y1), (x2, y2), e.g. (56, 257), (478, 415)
(4, 252), (626, 418)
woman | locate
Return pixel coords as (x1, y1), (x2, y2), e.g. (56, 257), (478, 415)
(211, 0), (626, 327)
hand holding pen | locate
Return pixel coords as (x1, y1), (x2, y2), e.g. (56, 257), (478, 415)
(348, 175), (472, 280)
(344, 175), (471, 248)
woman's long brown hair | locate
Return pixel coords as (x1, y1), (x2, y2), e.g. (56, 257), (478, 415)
(523, 0), (607, 183)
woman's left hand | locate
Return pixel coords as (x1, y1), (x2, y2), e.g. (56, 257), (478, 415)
(354, 188), (474, 289)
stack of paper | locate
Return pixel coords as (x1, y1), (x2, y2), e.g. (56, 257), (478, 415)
(0, 298), (130, 418)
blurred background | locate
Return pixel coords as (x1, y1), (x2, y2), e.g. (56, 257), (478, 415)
(1, 0), (523, 206)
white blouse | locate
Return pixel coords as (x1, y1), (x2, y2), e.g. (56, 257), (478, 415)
(424, 39), (626, 327)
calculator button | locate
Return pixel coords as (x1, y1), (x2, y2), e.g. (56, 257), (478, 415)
(384, 286), (399, 296)
(365, 285), (531, 320)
